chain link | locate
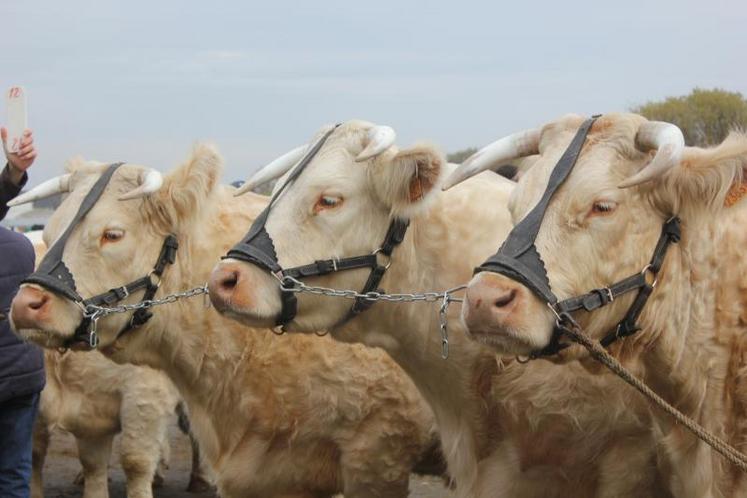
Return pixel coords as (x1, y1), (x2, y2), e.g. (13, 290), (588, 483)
(83, 284), (210, 321)
(80, 277), (466, 360)
(278, 275), (466, 359)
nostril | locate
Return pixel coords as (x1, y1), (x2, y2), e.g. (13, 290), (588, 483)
(220, 271), (239, 291)
(28, 294), (48, 311)
(493, 289), (516, 308)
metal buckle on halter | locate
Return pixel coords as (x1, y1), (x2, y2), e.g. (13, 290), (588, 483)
(603, 287), (614, 303)
(118, 286), (130, 299)
(372, 248), (392, 270)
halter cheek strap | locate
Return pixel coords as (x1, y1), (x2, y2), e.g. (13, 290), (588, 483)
(475, 115), (682, 358)
(224, 123), (410, 329)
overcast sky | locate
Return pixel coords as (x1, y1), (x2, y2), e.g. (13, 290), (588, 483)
(3, 0), (746, 186)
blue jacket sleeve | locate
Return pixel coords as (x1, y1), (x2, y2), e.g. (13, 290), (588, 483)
(0, 163), (28, 221)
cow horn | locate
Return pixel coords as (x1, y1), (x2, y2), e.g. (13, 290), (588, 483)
(442, 129), (541, 190)
(618, 121), (685, 188)
(7, 174), (72, 207)
(118, 168), (163, 201)
(234, 144), (308, 197)
(355, 125), (397, 162)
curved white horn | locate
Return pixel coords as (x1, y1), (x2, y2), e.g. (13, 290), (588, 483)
(234, 144), (307, 197)
(442, 129), (541, 190)
(355, 125), (397, 162)
(618, 121), (685, 188)
(7, 174), (72, 207)
(118, 168), (163, 201)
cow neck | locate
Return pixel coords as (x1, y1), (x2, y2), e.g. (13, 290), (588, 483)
(632, 219), (730, 415)
(336, 209), (503, 465)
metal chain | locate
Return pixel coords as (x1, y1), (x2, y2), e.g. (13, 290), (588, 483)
(82, 284), (210, 321)
(278, 275), (466, 359)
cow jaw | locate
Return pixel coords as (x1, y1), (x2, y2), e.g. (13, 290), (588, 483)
(461, 272), (555, 355)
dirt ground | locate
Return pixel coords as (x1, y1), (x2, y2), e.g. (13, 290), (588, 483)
(39, 418), (453, 498)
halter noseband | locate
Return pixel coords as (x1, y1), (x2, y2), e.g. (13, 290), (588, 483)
(224, 124), (409, 329)
(476, 115), (681, 358)
(22, 163), (179, 349)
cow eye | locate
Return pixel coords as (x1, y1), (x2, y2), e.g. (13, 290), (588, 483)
(314, 195), (343, 213)
(591, 201), (617, 215)
(102, 229), (125, 243)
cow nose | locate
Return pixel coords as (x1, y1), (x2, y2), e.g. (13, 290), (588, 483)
(10, 286), (50, 330)
(208, 263), (242, 311)
(463, 275), (523, 330)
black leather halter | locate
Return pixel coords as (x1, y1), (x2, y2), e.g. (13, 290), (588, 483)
(476, 115), (681, 358)
(224, 124), (409, 329)
(22, 163), (179, 349)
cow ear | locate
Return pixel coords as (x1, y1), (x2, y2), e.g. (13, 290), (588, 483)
(151, 143), (223, 227)
(666, 132), (747, 213)
(371, 144), (445, 215)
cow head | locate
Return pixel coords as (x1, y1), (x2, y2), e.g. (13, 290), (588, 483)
(209, 120), (445, 332)
(444, 113), (747, 357)
(10, 145), (222, 352)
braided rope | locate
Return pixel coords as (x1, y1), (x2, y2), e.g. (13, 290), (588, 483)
(559, 320), (747, 472)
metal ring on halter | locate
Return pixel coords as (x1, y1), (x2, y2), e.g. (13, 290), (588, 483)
(147, 270), (162, 289)
(640, 264), (659, 288)
(547, 302), (562, 322)
(372, 248), (392, 270)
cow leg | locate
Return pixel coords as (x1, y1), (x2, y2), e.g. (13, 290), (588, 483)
(30, 420), (50, 498)
(186, 432), (212, 492)
(119, 397), (169, 498)
(76, 435), (113, 498)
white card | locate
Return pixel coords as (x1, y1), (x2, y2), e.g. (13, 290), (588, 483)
(6, 86), (27, 153)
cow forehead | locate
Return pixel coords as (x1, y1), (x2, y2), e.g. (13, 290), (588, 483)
(511, 117), (642, 221)
(43, 166), (148, 244)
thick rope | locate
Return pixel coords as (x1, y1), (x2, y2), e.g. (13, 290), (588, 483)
(559, 320), (747, 472)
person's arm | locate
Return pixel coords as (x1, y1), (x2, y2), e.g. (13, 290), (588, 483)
(0, 163), (27, 220)
(0, 128), (36, 221)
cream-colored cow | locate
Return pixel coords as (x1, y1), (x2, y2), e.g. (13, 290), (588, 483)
(32, 350), (179, 498)
(10, 148), (443, 498)
(26, 234), (208, 498)
(208, 121), (666, 497)
(446, 113), (747, 497)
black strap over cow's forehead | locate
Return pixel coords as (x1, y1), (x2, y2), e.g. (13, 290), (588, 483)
(226, 124), (341, 273)
(225, 122), (410, 329)
(23, 163), (125, 301)
(475, 114), (682, 359)
(477, 116), (599, 304)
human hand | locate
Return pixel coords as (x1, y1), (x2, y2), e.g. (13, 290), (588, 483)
(1, 127), (36, 184)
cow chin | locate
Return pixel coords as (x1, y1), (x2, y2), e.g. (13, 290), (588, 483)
(208, 259), (283, 328)
(461, 272), (555, 355)
(9, 285), (84, 349)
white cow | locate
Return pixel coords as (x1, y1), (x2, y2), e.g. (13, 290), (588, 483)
(445, 112), (747, 497)
(33, 350), (178, 498)
(209, 121), (666, 497)
(10, 147), (443, 498)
